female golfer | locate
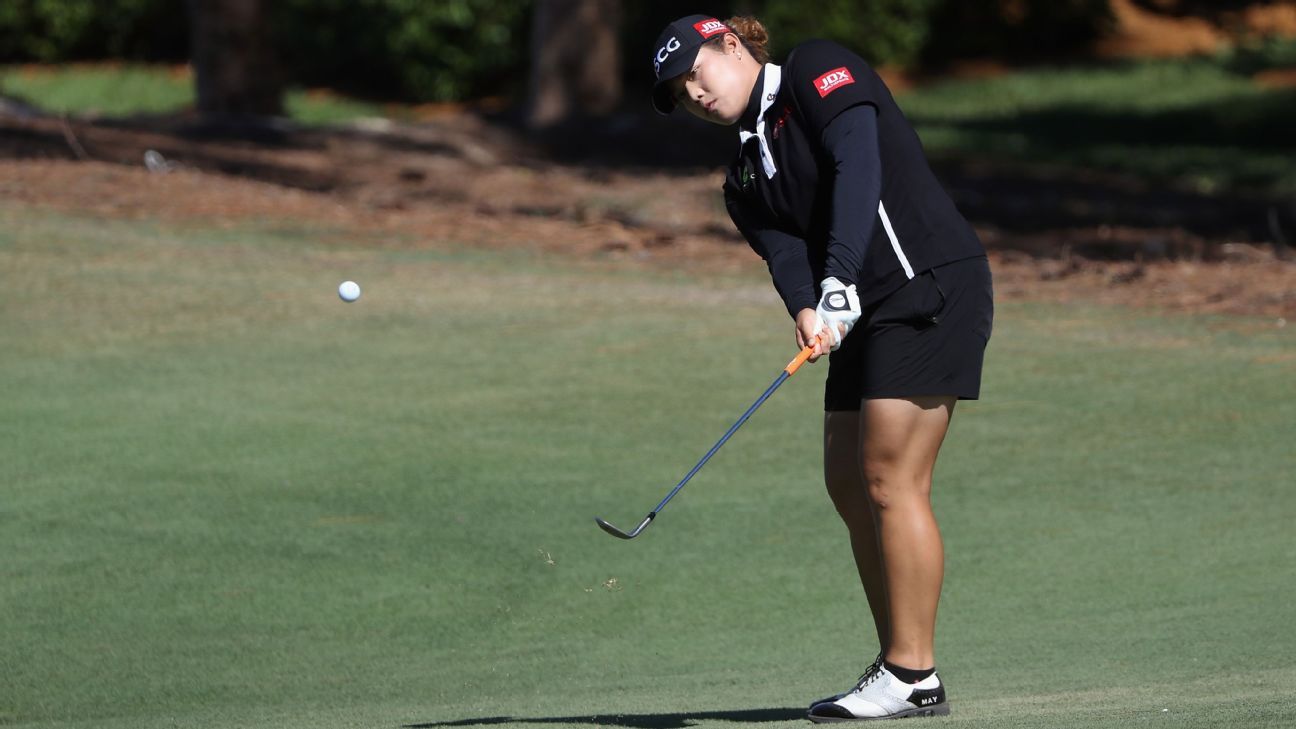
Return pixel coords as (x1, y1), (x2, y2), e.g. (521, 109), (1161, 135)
(650, 14), (993, 722)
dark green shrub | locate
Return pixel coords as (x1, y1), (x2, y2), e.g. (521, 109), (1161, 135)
(754, 0), (941, 66)
(0, 0), (187, 63)
(270, 0), (531, 103)
(0, 0), (530, 103)
(923, 0), (1114, 66)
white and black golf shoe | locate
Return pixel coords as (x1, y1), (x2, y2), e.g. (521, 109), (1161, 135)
(807, 662), (948, 722)
(808, 654), (885, 710)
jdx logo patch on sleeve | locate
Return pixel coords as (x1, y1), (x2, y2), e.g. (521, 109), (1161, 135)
(693, 19), (728, 38)
(814, 67), (855, 98)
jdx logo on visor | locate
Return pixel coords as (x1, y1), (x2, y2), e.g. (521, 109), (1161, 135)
(653, 19), (726, 77)
(692, 19), (727, 38)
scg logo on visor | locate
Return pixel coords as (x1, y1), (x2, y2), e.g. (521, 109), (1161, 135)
(653, 36), (681, 77)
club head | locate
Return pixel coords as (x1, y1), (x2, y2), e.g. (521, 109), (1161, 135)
(595, 514), (653, 540)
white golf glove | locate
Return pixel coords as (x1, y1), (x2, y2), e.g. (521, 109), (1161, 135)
(814, 277), (861, 351)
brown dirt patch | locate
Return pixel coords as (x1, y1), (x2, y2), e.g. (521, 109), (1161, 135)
(1254, 67), (1296, 87)
(1097, 0), (1230, 58)
(1240, 2), (1296, 36)
(1, 109), (1293, 320)
(1097, 0), (1296, 59)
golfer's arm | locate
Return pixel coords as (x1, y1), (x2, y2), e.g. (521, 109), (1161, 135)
(820, 103), (882, 287)
(725, 189), (817, 318)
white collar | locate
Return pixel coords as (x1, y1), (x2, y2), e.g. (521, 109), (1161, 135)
(738, 63), (782, 179)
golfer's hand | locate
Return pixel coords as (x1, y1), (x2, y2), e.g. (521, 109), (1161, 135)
(814, 277), (861, 352)
(796, 308), (837, 363)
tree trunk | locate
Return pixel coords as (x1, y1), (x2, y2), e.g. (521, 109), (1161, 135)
(528, 0), (623, 129)
(186, 0), (283, 117)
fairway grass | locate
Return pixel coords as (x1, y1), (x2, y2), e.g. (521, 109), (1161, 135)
(1, 205), (1293, 728)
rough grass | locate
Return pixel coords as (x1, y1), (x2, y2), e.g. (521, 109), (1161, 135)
(0, 63), (385, 124)
(1, 205), (1294, 728)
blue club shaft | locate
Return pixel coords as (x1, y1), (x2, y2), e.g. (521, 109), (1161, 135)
(596, 342), (817, 539)
(647, 369), (792, 516)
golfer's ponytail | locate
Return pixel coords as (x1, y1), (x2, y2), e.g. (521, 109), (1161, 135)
(726, 16), (770, 65)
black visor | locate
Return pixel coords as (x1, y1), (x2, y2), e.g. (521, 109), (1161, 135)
(649, 14), (731, 114)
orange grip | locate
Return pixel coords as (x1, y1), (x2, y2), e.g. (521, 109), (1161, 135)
(784, 334), (828, 376)
(784, 346), (814, 376)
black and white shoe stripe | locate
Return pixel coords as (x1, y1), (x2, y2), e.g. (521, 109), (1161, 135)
(807, 664), (948, 722)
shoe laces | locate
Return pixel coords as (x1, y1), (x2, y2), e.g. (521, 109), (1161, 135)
(852, 655), (885, 692)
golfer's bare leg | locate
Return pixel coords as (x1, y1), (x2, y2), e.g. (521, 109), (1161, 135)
(824, 411), (889, 652)
(860, 396), (956, 671)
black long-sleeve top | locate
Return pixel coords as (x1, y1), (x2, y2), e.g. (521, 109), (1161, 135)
(724, 40), (986, 317)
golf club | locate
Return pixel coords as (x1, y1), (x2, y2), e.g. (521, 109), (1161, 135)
(595, 337), (823, 540)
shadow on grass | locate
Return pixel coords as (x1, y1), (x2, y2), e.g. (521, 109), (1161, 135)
(938, 88), (1296, 158)
(914, 87), (1296, 243)
(405, 707), (805, 728)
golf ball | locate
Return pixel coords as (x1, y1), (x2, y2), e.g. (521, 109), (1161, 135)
(338, 280), (361, 302)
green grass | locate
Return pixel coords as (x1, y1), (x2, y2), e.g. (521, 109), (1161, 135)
(0, 63), (386, 124)
(898, 45), (1296, 195)
(2, 204), (1295, 729)
(0, 63), (192, 116)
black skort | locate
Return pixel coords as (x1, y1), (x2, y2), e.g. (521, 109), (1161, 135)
(824, 255), (993, 411)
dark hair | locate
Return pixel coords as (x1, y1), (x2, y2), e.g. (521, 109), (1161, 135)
(701, 15), (770, 64)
